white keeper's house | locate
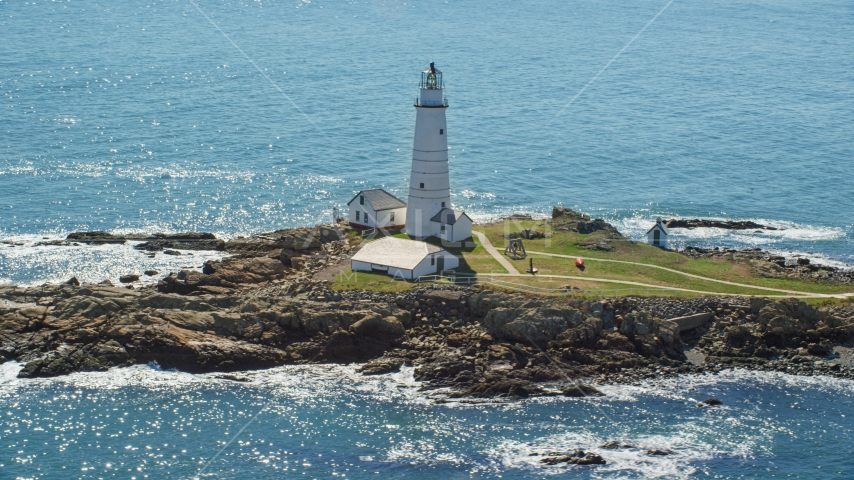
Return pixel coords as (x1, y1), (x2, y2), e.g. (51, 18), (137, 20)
(350, 237), (459, 279)
(347, 189), (407, 231)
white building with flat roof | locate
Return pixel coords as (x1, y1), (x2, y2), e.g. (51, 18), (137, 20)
(350, 236), (459, 279)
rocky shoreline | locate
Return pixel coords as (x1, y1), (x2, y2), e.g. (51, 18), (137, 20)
(681, 245), (854, 284)
(1, 278), (852, 399)
(1, 217), (852, 402)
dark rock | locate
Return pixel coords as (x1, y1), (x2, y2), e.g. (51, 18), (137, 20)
(144, 270), (159, 276)
(214, 373), (251, 382)
(65, 277), (80, 286)
(699, 398), (722, 406)
(540, 450), (606, 466)
(134, 236), (225, 252)
(646, 449), (676, 456)
(162, 249), (182, 256)
(551, 207), (623, 237)
(665, 219), (774, 230)
(119, 274), (140, 284)
(357, 357), (405, 375)
(600, 441), (634, 449)
(452, 380), (546, 399)
(65, 231), (127, 244)
(562, 384), (605, 397)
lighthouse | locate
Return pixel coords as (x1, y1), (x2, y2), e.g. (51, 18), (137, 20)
(405, 63), (452, 238)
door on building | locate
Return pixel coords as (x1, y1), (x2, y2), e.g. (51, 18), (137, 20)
(653, 230), (660, 246)
(436, 255), (445, 273)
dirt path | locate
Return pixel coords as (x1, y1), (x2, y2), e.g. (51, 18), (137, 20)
(472, 231), (519, 275)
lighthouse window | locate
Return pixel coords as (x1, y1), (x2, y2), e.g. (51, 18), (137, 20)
(355, 211), (360, 221)
(359, 195), (364, 205)
(440, 129), (443, 135)
(420, 183), (424, 188)
(441, 202), (445, 207)
(390, 212), (395, 223)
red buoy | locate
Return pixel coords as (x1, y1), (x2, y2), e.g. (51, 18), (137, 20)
(576, 257), (584, 269)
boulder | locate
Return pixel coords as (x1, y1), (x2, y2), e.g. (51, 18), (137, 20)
(561, 384), (605, 397)
(349, 315), (405, 342)
(357, 357), (405, 375)
(202, 257), (285, 284)
(119, 274), (140, 284)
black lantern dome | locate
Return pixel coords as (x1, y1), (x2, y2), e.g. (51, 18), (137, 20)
(420, 62), (443, 89)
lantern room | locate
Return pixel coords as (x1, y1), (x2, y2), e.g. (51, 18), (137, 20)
(420, 62), (443, 89)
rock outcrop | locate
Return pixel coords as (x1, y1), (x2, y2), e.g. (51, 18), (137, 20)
(665, 218), (777, 230)
(551, 207), (624, 238)
(2, 274), (852, 398)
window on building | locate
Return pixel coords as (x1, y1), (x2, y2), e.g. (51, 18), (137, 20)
(431, 255), (435, 266)
(441, 202), (445, 207)
(419, 183), (424, 188)
(389, 212), (395, 223)
(356, 211), (360, 221)
(440, 225), (446, 234)
(359, 195), (364, 205)
(440, 129), (444, 135)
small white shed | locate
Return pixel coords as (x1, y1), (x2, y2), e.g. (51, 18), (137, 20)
(348, 189), (407, 231)
(350, 237), (459, 280)
(647, 217), (669, 249)
(429, 208), (473, 243)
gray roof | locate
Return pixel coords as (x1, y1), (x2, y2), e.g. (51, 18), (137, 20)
(347, 189), (407, 211)
(351, 237), (443, 270)
(430, 208), (468, 225)
(647, 218), (669, 235)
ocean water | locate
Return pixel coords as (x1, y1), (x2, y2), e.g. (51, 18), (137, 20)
(0, 362), (852, 479)
(2, 2), (854, 477)
(2, 0), (854, 284)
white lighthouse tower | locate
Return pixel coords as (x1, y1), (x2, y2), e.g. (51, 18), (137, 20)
(406, 63), (451, 238)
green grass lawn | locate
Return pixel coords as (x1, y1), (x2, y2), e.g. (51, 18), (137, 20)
(475, 220), (854, 296)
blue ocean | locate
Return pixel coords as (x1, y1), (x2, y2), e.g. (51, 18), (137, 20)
(2, 0), (853, 477)
(1, 362), (853, 479)
(2, 0), (853, 285)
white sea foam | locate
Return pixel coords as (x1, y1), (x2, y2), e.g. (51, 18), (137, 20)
(0, 234), (226, 286)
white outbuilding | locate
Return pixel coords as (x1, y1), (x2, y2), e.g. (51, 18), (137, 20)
(350, 236), (459, 280)
(430, 208), (473, 243)
(348, 189), (407, 231)
(647, 217), (669, 249)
